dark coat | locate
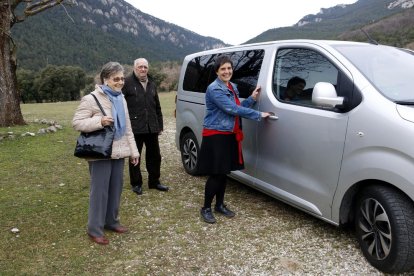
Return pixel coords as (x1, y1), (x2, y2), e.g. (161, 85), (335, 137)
(122, 73), (163, 134)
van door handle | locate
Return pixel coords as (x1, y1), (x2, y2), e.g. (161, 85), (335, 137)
(268, 115), (279, 120)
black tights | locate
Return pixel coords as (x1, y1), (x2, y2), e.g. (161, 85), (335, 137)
(203, 174), (227, 209)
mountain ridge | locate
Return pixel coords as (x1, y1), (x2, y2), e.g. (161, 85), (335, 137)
(12, 0), (227, 72)
(11, 0), (414, 73)
(247, 0), (414, 43)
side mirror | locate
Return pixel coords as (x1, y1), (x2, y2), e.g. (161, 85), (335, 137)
(312, 82), (344, 108)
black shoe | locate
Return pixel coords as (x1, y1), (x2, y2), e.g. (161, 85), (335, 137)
(132, 185), (142, 195)
(200, 208), (216, 224)
(214, 204), (235, 218)
(149, 183), (169, 192)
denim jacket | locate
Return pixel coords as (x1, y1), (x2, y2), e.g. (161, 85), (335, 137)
(203, 78), (261, 131)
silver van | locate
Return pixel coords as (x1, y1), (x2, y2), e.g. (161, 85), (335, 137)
(175, 40), (414, 273)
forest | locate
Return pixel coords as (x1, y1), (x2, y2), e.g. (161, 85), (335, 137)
(17, 61), (180, 103)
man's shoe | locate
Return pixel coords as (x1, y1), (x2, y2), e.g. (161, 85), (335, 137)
(150, 183), (169, 192)
(87, 233), (109, 245)
(214, 204), (235, 218)
(200, 208), (216, 224)
(104, 225), (128, 234)
(132, 185), (142, 195)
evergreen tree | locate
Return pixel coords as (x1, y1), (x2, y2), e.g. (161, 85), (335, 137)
(17, 69), (39, 103)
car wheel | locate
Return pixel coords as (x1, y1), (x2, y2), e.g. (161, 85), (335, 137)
(355, 185), (414, 273)
(180, 132), (199, 175)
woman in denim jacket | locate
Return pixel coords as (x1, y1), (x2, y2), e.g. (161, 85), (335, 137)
(198, 55), (271, 224)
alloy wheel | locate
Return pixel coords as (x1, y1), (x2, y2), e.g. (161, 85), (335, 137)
(357, 197), (392, 260)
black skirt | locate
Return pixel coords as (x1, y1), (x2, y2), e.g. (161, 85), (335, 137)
(197, 134), (244, 175)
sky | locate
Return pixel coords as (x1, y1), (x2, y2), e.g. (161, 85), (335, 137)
(124, 0), (357, 45)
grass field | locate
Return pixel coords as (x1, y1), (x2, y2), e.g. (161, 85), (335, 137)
(0, 92), (385, 275)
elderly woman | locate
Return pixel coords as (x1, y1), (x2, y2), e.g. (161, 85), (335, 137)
(73, 62), (139, 245)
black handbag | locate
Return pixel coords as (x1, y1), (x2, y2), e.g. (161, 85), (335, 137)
(74, 94), (115, 159)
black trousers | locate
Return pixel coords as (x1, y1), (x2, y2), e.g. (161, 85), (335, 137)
(129, 133), (161, 188)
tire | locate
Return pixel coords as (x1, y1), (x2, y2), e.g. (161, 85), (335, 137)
(354, 185), (414, 273)
(180, 132), (199, 175)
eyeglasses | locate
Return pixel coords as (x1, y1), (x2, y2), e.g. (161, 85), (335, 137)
(111, 77), (125, 82)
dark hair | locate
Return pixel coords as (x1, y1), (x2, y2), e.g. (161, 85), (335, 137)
(214, 55), (233, 72)
(99, 62), (124, 84)
(287, 76), (306, 89)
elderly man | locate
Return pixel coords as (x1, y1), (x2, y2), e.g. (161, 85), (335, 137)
(122, 58), (169, 195)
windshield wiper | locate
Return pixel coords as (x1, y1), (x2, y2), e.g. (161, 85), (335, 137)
(395, 101), (414, 105)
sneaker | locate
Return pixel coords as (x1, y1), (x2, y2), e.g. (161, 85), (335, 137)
(200, 208), (216, 224)
(214, 204), (235, 218)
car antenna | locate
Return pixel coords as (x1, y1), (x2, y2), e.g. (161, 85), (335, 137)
(360, 28), (378, 45)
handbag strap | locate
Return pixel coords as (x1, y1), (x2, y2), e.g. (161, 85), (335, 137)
(91, 93), (107, 116)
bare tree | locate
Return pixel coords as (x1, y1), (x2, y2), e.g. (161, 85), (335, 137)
(0, 0), (66, 127)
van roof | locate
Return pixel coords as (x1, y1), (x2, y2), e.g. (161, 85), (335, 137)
(185, 39), (372, 58)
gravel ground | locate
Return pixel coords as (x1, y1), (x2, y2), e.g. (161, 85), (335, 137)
(120, 117), (409, 275)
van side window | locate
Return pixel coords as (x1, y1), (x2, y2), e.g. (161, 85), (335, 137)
(231, 50), (264, 98)
(183, 50), (264, 98)
(273, 48), (339, 107)
(183, 55), (216, 94)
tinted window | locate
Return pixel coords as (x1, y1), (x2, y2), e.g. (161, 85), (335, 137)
(183, 50), (264, 98)
(183, 55), (216, 94)
(273, 48), (339, 107)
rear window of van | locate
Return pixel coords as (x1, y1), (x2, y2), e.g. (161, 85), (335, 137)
(183, 50), (264, 98)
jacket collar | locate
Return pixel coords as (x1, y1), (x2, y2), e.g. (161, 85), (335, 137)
(214, 78), (237, 93)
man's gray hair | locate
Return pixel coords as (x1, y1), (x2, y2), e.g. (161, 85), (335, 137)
(134, 58), (149, 67)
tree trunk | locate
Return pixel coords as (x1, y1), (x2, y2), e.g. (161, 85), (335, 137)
(0, 1), (25, 127)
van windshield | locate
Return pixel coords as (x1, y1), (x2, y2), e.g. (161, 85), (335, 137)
(333, 44), (414, 103)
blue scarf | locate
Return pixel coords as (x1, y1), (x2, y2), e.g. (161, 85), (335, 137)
(101, 85), (126, 140)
